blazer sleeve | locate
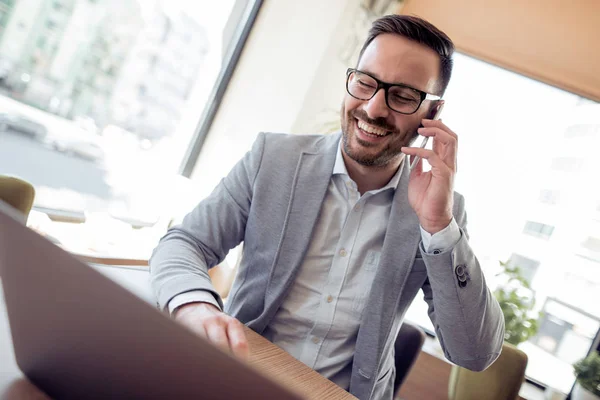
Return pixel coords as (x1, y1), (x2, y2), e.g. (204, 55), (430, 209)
(149, 133), (266, 311)
(420, 193), (505, 371)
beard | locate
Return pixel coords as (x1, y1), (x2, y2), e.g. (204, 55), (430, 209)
(340, 104), (418, 168)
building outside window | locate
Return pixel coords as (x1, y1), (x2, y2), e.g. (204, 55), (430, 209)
(0, 0), (260, 259)
(523, 221), (555, 240)
(550, 157), (584, 173)
(538, 189), (560, 206)
(508, 253), (540, 286)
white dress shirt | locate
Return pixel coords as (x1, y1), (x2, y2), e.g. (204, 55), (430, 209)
(168, 141), (460, 389)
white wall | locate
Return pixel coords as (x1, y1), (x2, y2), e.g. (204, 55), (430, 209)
(290, 1), (387, 134)
(190, 0), (357, 196)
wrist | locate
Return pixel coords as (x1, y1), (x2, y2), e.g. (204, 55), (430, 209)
(420, 215), (452, 235)
(174, 302), (219, 319)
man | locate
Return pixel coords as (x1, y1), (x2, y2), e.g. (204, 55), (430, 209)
(150, 15), (504, 400)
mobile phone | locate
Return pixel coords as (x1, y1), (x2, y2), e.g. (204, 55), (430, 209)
(409, 102), (445, 170)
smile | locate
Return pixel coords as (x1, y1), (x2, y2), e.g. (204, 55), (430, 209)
(356, 119), (390, 138)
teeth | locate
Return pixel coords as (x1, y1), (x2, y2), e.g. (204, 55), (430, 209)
(358, 120), (387, 136)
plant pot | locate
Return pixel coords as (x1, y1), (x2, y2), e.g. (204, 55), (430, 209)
(572, 383), (600, 400)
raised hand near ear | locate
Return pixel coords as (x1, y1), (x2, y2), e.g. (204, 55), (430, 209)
(401, 118), (457, 234)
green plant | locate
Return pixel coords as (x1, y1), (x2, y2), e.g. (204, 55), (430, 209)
(574, 351), (600, 396)
(494, 260), (541, 345)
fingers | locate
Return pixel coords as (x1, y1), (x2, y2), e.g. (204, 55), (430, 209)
(418, 126), (456, 145)
(204, 316), (249, 360)
(174, 303), (249, 360)
(227, 320), (249, 359)
(204, 315), (231, 352)
(402, 147), (451, 175)
(408, 154), (424, 176)
(421, 118), (458, 140)
(416, 123), (456, 170)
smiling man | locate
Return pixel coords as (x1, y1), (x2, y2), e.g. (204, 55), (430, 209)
(150, 15), (504, 400)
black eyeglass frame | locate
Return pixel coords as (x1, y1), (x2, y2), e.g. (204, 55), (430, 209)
(345, 68), (442, 115)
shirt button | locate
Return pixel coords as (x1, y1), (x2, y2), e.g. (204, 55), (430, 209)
(354, 204), (361, 211)
(339, 249), (347, 257)
(312, 337), (319, 344)
(326, 295), (333, 303)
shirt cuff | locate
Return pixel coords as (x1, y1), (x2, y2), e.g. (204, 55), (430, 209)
(168, 290), (222, 315)
(420, 218), (461, 254)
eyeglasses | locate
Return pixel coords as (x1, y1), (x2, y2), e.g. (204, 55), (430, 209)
(345, 68), (441, 115)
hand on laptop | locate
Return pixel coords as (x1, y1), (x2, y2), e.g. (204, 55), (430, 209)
(174, 302), (249, 360)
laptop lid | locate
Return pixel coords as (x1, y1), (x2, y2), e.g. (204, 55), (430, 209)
(0, 204), (300, 400)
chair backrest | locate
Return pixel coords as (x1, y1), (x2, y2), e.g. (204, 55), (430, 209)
(0, 175), (35, 222)
(393, 321), (426, 395)
(448, 342), (528, 400)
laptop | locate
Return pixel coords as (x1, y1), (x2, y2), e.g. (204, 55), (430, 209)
(0, 202), (300, 400)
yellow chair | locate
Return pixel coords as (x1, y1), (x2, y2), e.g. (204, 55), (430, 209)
(448, 343), (528, 400)
(0, 175), (35, 221)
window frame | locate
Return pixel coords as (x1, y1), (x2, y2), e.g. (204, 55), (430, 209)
(179, 0), (264, 177)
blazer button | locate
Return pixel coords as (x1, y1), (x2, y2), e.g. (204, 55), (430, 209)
(433, 249), (442, 255)
(456, 265), (466, 276)
(457, 273), (468, 283)
(459, 280), (468, 288)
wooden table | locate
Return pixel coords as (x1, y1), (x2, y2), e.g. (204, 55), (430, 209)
(246, 327), (356, 400)
(0, 277), (355, 400)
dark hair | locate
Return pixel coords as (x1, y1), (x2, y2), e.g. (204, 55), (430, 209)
(358, 15), (455, 95)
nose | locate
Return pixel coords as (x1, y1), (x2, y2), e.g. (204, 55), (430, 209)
(363, 88), (389, 120)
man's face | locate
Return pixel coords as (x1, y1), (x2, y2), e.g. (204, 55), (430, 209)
(341, 34), (441, 168)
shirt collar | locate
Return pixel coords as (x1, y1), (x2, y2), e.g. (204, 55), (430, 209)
(333, 140), (404, 191)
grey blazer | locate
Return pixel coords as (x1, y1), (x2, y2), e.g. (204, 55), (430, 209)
(150, 132), (505, 400)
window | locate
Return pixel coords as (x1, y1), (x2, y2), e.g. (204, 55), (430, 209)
(550, 157), (583, 172)
(45, 19), (56, 30)
(523, 221), (555, 240)
(524, 298), (600, 391)
(0, 0), (261, 259)
(508, 254), (540, 285)
(401, 52), (600, 395)
(538, 189), (560, 205)
(581, 237), (600, 253)
(564, 124), (600, 138)
(578, 236), (600, 262)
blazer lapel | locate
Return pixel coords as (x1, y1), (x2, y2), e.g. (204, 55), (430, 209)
(256, 133), (341, 333)
(350, 162), (422, 397)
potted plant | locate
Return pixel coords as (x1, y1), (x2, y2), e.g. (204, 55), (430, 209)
(494, 261), (540, 346)
(573, 351), (600, 400)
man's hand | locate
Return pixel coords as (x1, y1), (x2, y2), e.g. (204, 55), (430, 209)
(401, 118), (457, 234)
(174, 302), (249, 360)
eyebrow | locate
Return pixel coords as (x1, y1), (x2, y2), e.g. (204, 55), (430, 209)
(358, 69), (425, 93)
